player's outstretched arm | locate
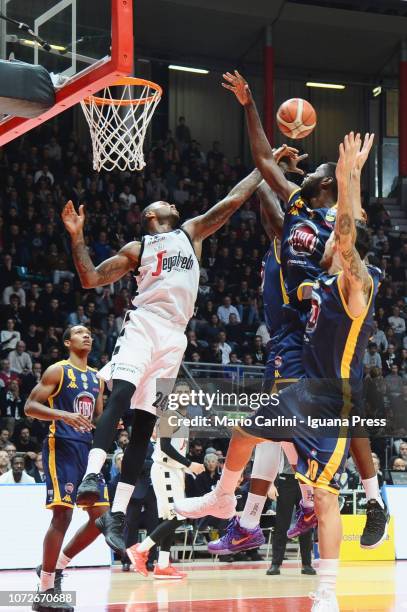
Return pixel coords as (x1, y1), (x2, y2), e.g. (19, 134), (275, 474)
(349, 133), (374, 221)
(25, 365), (94, 432)
(62, 201), (140, 288)
(222, 71), (297, 203)
(258, 181), (284, 240)
(335, 133), (371, 314)
(183, 168), (262, 246)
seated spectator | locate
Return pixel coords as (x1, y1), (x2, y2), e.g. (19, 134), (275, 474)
(388, 306), (406, 339)
(187, 440), (205, 463)
(42, 346), (62, 370)
(47, 244), (75, 285)
(0, 427), (10, 448)
(252, 335), (267, 365)
(371, 320), (388, 352)
(45, 298), (65, 334)
(67, 305), (89, 328)
(1, 379), (25, 435)
(217, 296), (241, 325)
(24, 324), (42, 360)
(0, 318), (21, 355)
(8, 341), (32, 375)
(391, 457), (407, 471)
(0, 454), (35, 483)
(185, 330), (202, 360)
(3, 280), (26, 307)
(226, 313), (246, 346)
(218, 331), (232, 364)
(193, 452), (220, 496)
(0, 449), (10, 475)
(42, 326), (61, 356)
(29, 452), (46, 483)
(363, 342), (382, 371)
(202, 341), (222, 365)
(256, 322), (271, 347)
(382, 343), (400, 375)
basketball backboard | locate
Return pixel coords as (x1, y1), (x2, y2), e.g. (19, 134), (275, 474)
(0, 0), (133, 146)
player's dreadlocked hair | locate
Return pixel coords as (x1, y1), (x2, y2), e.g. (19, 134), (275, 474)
(323, 162), (338, 201)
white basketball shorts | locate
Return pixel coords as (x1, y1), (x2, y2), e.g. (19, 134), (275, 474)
(98, 307), (187, 415)
(150, 462), (185, 520)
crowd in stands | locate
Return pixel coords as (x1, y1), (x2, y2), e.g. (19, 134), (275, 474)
(0, 114), (406, 491)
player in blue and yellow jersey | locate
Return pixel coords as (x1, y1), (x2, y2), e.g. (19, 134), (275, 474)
(174, 132), (389, 612)
(25, 325), (109, 611)
(221, 70), (386, 546)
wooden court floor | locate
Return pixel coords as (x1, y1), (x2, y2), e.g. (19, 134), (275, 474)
(0, 559), (404, 611)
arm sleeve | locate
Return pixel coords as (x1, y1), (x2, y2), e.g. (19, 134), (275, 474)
(160, 438), (192, 468)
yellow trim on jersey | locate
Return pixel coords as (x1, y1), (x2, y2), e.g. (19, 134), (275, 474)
(279, 268), (289, 305)
(288, 187), (301, 204)
(65, 360), (90, 373)
(297, 281), (314, 302)
(273, 237), (281, 264)
(48, 362), (66, 400)
(296, 471), (340, 496)
(46, 502), (75, 509)
(47, 437), (61, 504)
(337, 272), (374, 323)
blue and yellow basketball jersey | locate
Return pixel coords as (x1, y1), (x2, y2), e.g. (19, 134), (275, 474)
(261, 238), (288, 339)
(48, 360), (101, 444)
(281, 189), (337, 318)
(302, 265), (381, 381)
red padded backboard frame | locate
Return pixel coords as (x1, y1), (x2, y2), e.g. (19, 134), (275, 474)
(0, 0), (133, 147)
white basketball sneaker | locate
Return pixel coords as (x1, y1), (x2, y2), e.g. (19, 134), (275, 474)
(174, 489), (236, 519)
(310, 588), (339, 612)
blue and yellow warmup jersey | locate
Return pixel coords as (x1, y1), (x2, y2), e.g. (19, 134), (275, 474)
(261, 238), (288, 339)
(48, 360), (101, 444)
(281, 188), (337, 319)
(302, 265), (381, 381)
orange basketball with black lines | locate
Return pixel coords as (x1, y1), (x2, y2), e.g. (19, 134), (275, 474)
(276, 98), (316, 139)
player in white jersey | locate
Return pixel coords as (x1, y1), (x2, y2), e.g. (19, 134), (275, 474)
(127, 382), (204, 579)
(61, 168), (262, 553)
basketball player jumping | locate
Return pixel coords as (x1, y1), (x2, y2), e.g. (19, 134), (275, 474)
(175, 131), (387, 612)
(24, 326), (109, 611)
(61, 168), (262, 553)
(216, 70), (388, 548)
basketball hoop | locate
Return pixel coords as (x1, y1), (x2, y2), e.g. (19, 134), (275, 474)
(80, 77), (162, 172)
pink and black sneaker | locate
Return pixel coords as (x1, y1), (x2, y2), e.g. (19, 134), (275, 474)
(208, 516), (265, 555)
(287, 501), (318, 539)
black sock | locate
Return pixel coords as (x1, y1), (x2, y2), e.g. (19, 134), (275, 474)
(93, 380), (135, 451)
(120, 409), (157, 486)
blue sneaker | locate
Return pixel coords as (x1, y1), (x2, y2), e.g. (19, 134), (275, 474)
(208, 517), (265, 555)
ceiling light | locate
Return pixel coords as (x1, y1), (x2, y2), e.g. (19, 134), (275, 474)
(169, 65), (209, 74)
(306, 82), (345, 90)
(21, 39), (67, 52)
(372, 86), (382, 97)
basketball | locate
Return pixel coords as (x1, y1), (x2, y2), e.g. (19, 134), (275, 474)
(276, 98), (317, 139)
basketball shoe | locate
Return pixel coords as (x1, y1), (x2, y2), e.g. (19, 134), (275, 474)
(126, 543), (149, 577)
(287, 501), (317, 539)
(310, 588), (339, 612)
(95, 510), (126, 554)
(174, 489), (236, 519)
(360, 499), (390, 549)
(153, 565), (187, 579)
(208, 517), (265, 555)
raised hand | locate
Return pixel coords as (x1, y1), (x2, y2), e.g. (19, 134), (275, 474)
(222, 70), (252, 106)
(354, 133), (375, 173)
(61, 200), (85, 237)
(336, 132), (361, 182)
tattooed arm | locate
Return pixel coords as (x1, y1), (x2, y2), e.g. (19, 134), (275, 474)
(62, 201), (140, 288)
(182, 169), (262, 255)
(335, 133), (371, 316)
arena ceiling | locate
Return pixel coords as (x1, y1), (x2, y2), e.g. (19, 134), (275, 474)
(135, 0), (407, 84)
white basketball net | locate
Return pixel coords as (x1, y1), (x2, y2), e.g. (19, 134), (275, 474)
(80, 80), (161, 173)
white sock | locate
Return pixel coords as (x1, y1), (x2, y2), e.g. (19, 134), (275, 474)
(112, 481), (134, 514)
(362, 476), (384, 508)
(318, 558), (339, 592)
(217, 466), (242, 496)
(40, 570), (55, 592)
(137, 536), (155, 553)
(56, 552), (71, 570)
(84, 448), (107, 477)
(299, 483), (314, 509)
(158, 550), (170, 568)
(240, 493), (266, 529)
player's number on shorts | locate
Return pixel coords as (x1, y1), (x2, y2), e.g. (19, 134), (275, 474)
(307, 458), (319, 481)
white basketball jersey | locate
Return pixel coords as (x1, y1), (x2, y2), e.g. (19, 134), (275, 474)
(153, 411), (189, 469)
(132, 228), (199, 328)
